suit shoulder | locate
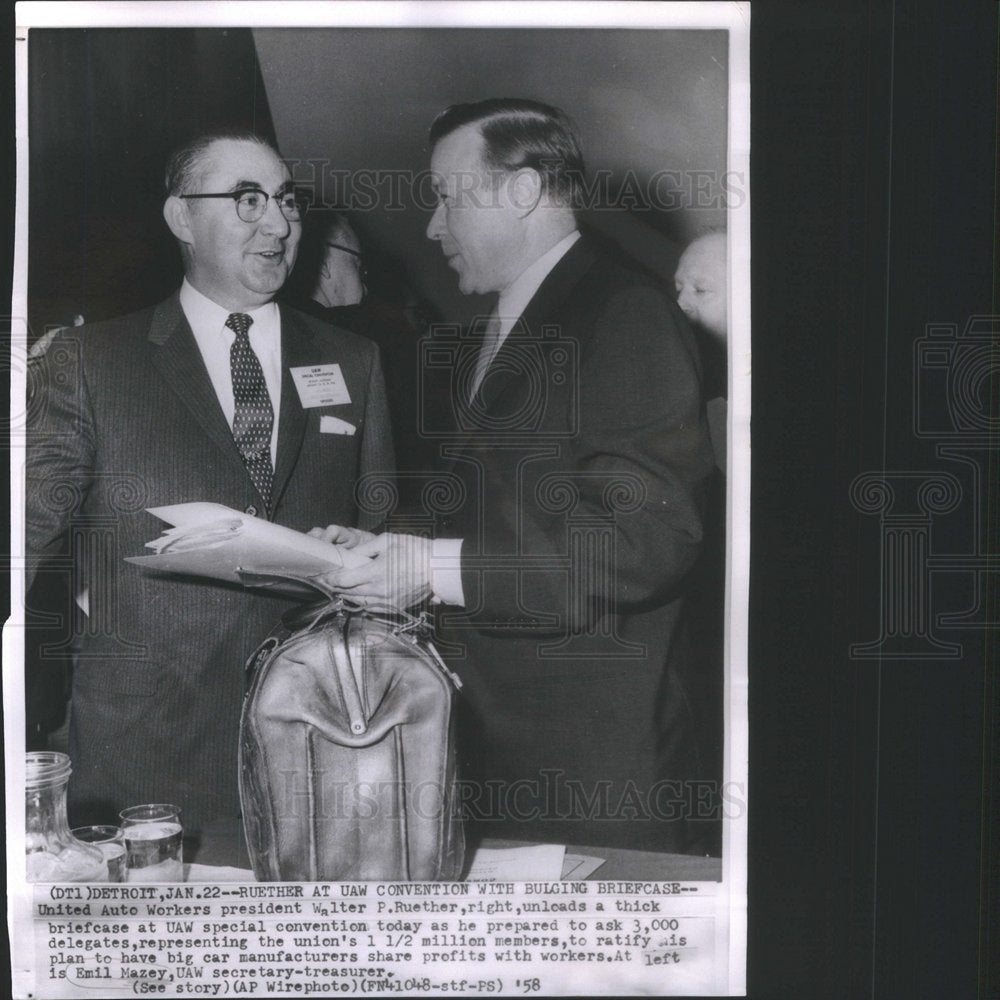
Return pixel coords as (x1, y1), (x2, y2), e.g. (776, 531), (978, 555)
(77, 303), (159, 341)
(562, 244), (686, 337)
(581, 241), (674, 300)
(48, 303), (161, 369)
(566, 241), (700, 368)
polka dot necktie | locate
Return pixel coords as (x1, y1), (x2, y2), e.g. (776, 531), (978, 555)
(226, 313), (274, 513)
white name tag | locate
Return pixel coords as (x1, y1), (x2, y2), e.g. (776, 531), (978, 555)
(290, 364), (352, 407)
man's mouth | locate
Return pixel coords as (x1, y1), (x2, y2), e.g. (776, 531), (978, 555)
(254, 250), (286, 264)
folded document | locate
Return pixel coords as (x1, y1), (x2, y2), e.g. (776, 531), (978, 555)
(126, 502), (367, 595)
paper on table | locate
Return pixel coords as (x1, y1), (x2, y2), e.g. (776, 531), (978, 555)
(185, 864), (255, 883)
(465, 843), (566, 882)
(125, 502), (368, 595)
(561, 853), (606, 879)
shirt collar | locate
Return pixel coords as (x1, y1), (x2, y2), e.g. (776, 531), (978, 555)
(496, 230), (581, 332)
(179, 279), (279, 337)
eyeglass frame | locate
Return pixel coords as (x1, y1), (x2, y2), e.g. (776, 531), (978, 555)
(179, 186), (309, 223)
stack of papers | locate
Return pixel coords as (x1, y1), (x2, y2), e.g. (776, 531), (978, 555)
(126, 502), (367, 596)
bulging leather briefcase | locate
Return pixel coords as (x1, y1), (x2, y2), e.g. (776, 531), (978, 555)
(239, 599), (465, 882)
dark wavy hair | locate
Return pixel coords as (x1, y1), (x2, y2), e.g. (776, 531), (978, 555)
(429, 98), (584, 209)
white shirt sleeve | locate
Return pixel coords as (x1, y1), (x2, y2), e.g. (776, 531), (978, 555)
(430, 537), (465, 606)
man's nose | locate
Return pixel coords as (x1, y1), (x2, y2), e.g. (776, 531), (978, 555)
(426, 202), (445, 241)
(259, 196), (292, 236)
(676, 287), (694, 317)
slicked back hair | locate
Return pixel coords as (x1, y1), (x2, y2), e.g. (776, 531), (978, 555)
(429, 98), (585, 209)
(164, 132), (280, 197)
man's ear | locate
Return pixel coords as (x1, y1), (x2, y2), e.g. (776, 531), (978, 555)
(163, 196), (194, 245)
(507, 168), (543, 217)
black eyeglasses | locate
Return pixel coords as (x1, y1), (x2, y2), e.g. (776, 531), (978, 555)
(181, 187), (308, 223)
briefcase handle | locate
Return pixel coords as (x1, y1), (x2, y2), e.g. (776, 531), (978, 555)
(243, 595), (463, 700)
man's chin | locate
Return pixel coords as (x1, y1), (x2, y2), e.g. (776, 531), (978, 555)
(244, 270), (289, 299)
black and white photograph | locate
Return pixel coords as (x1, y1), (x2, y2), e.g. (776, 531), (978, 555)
(7, 1), (1000, 999)
(7, 2), (750, 997)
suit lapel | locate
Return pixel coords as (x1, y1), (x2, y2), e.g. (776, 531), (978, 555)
(476, 236), (599, 413)
(437, 238), (599, 484)
(147, 295), (248, 477)
(272, 304), (312, 506)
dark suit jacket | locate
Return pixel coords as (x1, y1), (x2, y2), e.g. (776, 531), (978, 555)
(428, 237), (716, 852)
(26, 293), (393, 835)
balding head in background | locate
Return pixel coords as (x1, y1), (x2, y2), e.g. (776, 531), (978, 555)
(674, 229), (727, 344)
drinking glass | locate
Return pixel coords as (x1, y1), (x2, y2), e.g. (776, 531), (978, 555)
(71, 825), (127, 882)
(119, 804), (184, 882)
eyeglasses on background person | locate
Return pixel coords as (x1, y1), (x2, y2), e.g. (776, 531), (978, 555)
(326, 242), (370, 284)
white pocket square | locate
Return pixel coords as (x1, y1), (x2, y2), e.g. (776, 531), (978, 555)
(320, 415), (356, 435)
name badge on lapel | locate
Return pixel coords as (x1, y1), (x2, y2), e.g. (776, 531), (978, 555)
(290, 364), (352, 407)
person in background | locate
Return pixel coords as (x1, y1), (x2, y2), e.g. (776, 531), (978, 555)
(25, 313), (86, 752)
(287, 210), (439, 497)
(673, 227), (729, 848)
(25, 131), (393, 841)
(674, 227), (727, 470)
(313, 98), (717, 853)
(297, 211), (368, 310)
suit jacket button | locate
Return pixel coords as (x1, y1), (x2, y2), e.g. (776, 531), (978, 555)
(245, 505), (258, 517)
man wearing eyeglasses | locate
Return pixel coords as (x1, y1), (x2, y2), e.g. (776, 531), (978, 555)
(302, 213), (369, 310)
(25, 132), (393, 842)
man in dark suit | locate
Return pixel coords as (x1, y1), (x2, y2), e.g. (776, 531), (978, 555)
(315, 100), (715, 852)
(26, 132), (393, 840)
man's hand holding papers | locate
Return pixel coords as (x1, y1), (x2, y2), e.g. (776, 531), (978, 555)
(306, 524), (435, 611)
(127, 503), (370, 598)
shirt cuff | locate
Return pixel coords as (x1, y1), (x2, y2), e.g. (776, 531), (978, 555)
(430, 537), (465, 606)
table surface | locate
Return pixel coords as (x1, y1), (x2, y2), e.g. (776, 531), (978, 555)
(187, 827), (721, 883)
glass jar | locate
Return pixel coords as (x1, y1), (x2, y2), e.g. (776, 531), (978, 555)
(25, 751), (106, 882)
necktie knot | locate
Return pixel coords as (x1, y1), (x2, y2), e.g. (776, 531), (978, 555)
(225, 312), (253, 341)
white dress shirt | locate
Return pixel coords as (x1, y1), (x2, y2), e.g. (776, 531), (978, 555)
(180, 279), (282, 464)
(430, 230), (581, 606)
